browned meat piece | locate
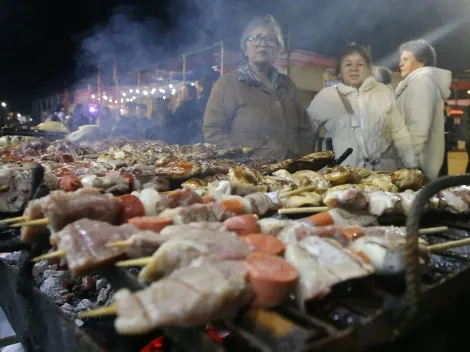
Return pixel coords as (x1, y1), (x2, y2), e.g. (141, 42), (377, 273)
(55, 219), (136, 275)
(21, 188), (124, 244)
(114, 260), (252, 335)
(125, 225), (231, 258)
(160, 203), (234, 224)
(257, 151), (335, 175)
(138, 232), (250, 281)
(244, 192), (276, 216)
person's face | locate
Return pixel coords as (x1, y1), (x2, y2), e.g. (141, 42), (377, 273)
(245, 26), (278, 67)
(179, 86), (190, 101)
(399, 50), (424, 78)
(340, 51), (371, 88)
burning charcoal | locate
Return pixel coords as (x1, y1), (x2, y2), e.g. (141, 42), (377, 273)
(32, 260), (51, 284)
(1, 251), (23, 264)
(43, 269), (70, 280)
(56, 289), (74, 305)
(75, 299), (97, 313)
(40, 272), (70, 304)
(95, 278), (108, 291)
(97, 285), (113, 305)
(61, 303), (75, 318)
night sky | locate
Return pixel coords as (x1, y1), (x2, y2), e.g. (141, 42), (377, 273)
(1, 0), (469, 113)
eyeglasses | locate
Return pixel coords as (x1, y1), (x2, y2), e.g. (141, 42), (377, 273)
(246, 35), (278, 47)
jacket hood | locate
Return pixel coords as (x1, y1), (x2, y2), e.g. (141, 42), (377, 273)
(396, 67), (452, 99)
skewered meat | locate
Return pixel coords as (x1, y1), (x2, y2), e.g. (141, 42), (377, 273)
(21, 188), (124, 243)
(258, 218), (293, 236)
(391, 169), (425, 191)
(138, 232), (250, 281)
(227, 166), (267, 196)
(260, 176), (295, 192)
(114, 260), (252, 335)
(54, 219), (136, 275)
(323, 185), (369, 211)
(244, 192), (277, 216)
(273, 170), (330, 193)
(159, 203), (234, 224)
(367, 191), (403, 216)
(181, 178), (208, 191)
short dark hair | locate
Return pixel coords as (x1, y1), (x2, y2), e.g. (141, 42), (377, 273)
(182, 84), (198, 100)
(336, 42), (372, 75)
(196, 77), (213, 95)
(399, 39), (437, 67)
(374, 66), (392, 85)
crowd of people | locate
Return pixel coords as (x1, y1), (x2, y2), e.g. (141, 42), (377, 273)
(30, 14), (465, 181)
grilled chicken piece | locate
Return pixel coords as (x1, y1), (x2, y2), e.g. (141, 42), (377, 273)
(181, 178), (208, 191)
(281, 191), (323, 208)
(391, 169), (425, 191)
(114, 260), (252, 335)
(360, 174), (398, 193)
(159, 203), (234, 224)
(138, 233), (250, 281)
(260, 176), (295, 192)
(227, 166), (267, 196)
(273, 170), (330, 193)
(323, 185), (369, 211)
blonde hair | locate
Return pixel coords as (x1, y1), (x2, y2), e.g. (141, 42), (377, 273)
(240, 15), (285, 56)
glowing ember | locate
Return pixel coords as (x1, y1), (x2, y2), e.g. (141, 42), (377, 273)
(140, 336), (165, 352)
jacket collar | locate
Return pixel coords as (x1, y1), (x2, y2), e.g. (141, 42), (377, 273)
(336, 76), (377, 95)
(237, 62), (282, 90)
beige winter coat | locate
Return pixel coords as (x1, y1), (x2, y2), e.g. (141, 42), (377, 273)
(307, 76), (418, 171)
(395, 67), (452, 180)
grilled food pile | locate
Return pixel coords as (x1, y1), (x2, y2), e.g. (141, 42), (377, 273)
(0, 136), (466, 337)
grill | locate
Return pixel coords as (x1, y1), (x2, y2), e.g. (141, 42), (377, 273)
(1, 175), (470, 352)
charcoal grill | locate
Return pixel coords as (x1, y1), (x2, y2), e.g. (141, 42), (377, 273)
(1, 175), (470, 352)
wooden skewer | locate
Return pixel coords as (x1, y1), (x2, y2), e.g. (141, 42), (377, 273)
(278, 185), (317, 199)
(418, 226), (448, 235)
(78, 304), (118, 319)
(105, 241), (130, 248)
(115, 257), (152, 267)
(31, 250), (65, 262)
(0, 216), (27, 224)
(427, 237), (470, 252)
(12, 218), (49, 228)
(278, 206), (328, 214)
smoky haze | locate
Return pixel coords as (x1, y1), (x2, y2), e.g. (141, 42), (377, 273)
(73, 0), (470, 90)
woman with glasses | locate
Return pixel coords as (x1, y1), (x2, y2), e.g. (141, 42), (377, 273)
(307, 43), (418, 171)
(203, 15), (313, 159)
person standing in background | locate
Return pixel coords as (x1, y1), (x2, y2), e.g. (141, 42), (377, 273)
(439, 102), (457, 176)
(462, 106), (470, 173)
(166, 84), (198, 144)
(395, 39), (452, 180)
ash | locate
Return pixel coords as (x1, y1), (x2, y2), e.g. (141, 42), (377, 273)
(31, 260), (116, 317)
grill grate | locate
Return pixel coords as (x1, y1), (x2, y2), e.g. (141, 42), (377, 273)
(1, 178), (470, 351)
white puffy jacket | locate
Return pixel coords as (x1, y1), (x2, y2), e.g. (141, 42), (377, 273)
(307, 76), (418, 171)
(395, 67), (452, 180)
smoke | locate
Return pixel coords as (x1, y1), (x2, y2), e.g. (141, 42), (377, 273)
(73, 1), (231, 89)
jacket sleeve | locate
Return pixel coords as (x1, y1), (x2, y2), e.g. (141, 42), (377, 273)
(203, 78), (237, 148)
(306, 91), (328, 150)
(403, 78), (437, 156)
(387, 93), (419, 168)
